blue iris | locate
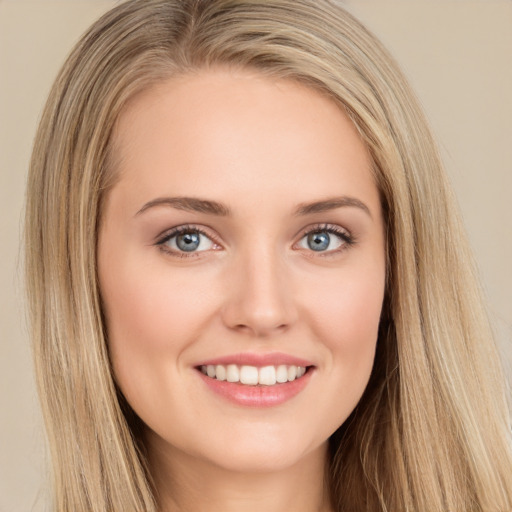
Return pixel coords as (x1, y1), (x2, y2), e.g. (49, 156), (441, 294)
(176, 232), (201, 252)
(307, 231), (330, 251)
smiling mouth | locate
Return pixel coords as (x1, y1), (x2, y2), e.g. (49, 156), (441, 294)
(199, 364), (310, 386)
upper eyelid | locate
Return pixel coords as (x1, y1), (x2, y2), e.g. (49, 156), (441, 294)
(156, 224), (219, 244)
(295, 222), (352, 239)
(156, 222), (350, 238)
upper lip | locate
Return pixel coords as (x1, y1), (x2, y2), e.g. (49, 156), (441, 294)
(195, 352), (315, 368)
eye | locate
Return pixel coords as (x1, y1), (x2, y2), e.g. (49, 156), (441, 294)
(296, 225), (353, 253)
(157, 226), (217, 255)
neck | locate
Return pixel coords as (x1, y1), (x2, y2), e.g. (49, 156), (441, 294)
(146, 433), (332, 512)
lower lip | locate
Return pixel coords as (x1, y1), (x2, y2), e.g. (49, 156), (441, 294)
(197, 369), (314, 407)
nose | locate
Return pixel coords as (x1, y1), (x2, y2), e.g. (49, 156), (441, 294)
(221, 247), (298, 337)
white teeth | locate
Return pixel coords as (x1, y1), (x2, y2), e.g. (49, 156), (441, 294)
(215, 364), (226, 381)
(276, 365), (288, 383)
(240, 365), (259, 385)
(259, 366), (276, 386)
(287, 366), (297, 381)
(200, 364), (309, 386)
(226, 364), (239, 383)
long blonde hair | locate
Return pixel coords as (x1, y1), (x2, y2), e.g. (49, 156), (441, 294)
(25, 1), (512, 510)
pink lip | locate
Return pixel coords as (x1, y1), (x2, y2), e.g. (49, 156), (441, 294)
(195, 352), (314, 368)
(197, 369), (313, 407)
(194, 352), (315, 408)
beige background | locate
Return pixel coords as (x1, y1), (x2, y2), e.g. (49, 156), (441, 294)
(1, 1), (511, 510)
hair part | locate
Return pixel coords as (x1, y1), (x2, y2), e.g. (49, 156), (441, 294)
(25, 1), (512, 510)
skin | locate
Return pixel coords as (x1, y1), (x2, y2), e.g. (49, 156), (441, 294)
(98, 68), (386, 512)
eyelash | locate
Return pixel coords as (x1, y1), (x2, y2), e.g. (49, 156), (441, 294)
(297, 223), (355, 256)
(155, 223), (355, 258)
(156, 225), (219, 258)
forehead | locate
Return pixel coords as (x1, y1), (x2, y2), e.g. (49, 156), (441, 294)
(109, 68), (378, 214)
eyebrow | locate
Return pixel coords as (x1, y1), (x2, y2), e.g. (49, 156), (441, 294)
(135, 195), (372, 218)
(294, 196), (372, 218)
(136, 196), (231, 217)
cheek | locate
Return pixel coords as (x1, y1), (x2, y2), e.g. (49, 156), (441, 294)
(102, 260), (212, 353)
(99, 255), (217, 406)
(309, 263), (384, 344)
(100, 263), (224, 441)
(302, 263), (385, 409)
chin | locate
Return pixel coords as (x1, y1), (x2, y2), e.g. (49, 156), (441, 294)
(190, 425), (328, 475)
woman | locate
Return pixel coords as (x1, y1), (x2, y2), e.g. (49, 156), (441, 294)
(25, 0), (512, 510)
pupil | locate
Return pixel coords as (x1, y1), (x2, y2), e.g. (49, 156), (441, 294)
(308, 231), (330, 251)
(177, 232), (200, 252)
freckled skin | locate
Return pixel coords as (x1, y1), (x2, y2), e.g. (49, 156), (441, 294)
(98, 69), (386, 511)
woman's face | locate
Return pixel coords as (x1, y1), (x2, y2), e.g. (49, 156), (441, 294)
(98, 69), (386, 474)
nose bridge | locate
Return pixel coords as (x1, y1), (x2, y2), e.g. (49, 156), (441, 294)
(222, 241), (296, 336)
